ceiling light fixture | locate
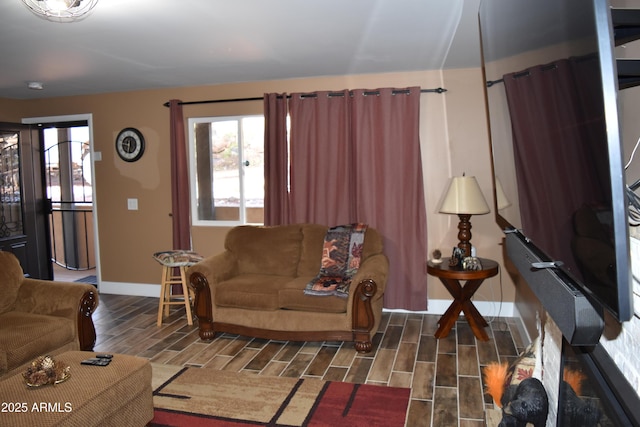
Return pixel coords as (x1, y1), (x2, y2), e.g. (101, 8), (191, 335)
(20, 0), (98, 22)
(27, 81), (44, 90)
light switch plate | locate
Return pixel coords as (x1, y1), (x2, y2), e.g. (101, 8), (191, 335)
(127, 198), (138, 210)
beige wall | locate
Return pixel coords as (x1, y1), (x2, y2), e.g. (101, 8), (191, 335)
(0, 69), (513, 308)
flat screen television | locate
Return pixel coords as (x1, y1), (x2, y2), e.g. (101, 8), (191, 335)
(479, 0), (634, 334)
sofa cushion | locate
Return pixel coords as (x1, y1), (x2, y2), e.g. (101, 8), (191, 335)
(0, 311), (76, 374)
(278, 291), (347, 313)
(225, 225), (303, 276)
(277, 276), (347, 313)
(215, 275), (295, 310)
(297, 224), (328, 276)
(0, 251), (24, 315)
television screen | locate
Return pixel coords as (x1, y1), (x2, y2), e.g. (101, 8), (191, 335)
(479, 0), (633, 322)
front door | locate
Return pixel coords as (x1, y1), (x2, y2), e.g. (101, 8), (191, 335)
(0, 122), (51, 278)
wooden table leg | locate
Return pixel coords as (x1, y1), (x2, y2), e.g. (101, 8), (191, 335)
(435, 277), (489, 341)
(434, 299), (463, 338)
(434, 278), (463, 338)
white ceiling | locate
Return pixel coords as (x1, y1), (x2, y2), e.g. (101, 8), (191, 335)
(0, 0), (483, 100)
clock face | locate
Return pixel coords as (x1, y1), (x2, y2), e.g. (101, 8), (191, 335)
(116, 128), (145, 162)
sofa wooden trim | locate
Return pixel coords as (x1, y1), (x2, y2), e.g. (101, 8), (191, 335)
(190, 272), (380, 353)
(78, 289), (99, 351)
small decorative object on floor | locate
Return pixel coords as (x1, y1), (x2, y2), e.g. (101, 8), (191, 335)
(23, 355), (70, 387)
(431, 249), (443, 264)
(483, 338), (548, 427)
(502, 377), (549, 427)
(449, 247), (464, 267)
(462, 256), (482, 270)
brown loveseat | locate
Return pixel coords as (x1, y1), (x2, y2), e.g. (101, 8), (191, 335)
(0, 251), (98, 380)
(188, 224), (388, 353)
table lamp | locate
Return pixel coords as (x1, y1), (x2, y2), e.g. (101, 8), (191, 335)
(439, 175), (490, 257)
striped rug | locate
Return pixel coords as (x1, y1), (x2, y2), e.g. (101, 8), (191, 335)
(150, 365), (410, 426)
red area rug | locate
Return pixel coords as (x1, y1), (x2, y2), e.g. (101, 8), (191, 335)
(150, 366), (410, 426)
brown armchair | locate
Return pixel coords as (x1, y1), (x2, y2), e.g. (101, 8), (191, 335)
(0, 251), (98, 380)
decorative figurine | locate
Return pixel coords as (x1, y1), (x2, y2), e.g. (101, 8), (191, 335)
(463, 256), (482, 271)
(431, 249), (442, 264)
(449, 247), (464, 268)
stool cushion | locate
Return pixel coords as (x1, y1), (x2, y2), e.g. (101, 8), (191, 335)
(153, 250), (203, 267)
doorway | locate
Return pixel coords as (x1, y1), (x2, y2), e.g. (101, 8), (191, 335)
(23, 114), (99, 286)
(43, 125), (96, 283)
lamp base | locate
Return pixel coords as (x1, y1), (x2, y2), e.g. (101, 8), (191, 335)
(457, 213), (472, 257)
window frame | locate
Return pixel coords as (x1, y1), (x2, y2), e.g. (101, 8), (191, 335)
(187, 115), (263, 227)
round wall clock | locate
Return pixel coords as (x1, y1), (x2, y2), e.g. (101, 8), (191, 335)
(115, 127), (145, 162)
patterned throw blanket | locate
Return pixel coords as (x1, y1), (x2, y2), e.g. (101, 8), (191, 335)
(304, 223), (368, 298)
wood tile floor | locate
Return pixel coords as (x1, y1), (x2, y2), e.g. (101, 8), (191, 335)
(92, 294), (526, 426)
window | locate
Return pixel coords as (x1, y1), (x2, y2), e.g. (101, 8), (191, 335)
(0, 132), (22, 238)
(189, 116), (264, 226)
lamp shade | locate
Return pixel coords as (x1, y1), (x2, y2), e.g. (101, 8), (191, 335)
(439, 176), (490, 215)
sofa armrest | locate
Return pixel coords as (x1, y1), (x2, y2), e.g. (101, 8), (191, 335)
(13, 278), (98, 350)
(187, 251), (239, 288)
(187, 251), (239, 341)
(351, 279), (378, 353)
(349, 253), (389, 353)
(351, 253), (389, 300)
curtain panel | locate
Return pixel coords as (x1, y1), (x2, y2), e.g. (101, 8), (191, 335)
(288, 90), (354, 225)
(503, 58), (606, 274)
(349, 88), (427, 310)
(263, 93), (290, 226)
(169, 99), (191, 250)
(264, 87), (428, 310)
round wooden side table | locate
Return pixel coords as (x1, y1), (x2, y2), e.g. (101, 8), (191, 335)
(427, 257), (499, 341)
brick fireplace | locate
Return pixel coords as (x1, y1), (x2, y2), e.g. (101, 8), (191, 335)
(539, 316), (640, 426)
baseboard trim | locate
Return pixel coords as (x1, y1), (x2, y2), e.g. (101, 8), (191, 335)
(385, 299), (526, 342)
(99, 281), (160, 298)
(385, 299), (515, 318)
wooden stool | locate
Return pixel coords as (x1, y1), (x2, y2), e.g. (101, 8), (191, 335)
(153, 250), (203, 327)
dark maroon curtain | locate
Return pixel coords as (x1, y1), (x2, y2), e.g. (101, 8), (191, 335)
(503, 58), (606, 272)
(169, 99), (191, 250)
(350, 88), (427, 310)
(288, 90), (353, 225)
(263, 93), (290, 225)
(265, 87), (428, 310)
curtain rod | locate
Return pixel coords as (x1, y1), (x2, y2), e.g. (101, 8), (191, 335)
(487, 60), (569, 87)
(162, 87), (447, 107)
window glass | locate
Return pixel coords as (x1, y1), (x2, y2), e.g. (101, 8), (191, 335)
(189, 116), (264, 226)
(0, 132), (23, 238)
